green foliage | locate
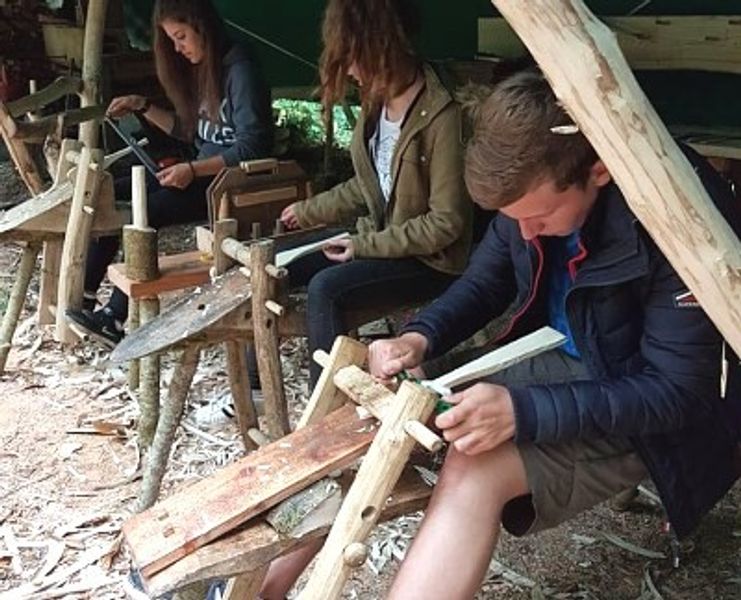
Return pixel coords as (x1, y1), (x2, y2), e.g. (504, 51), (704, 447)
(273, 99), (358, 151)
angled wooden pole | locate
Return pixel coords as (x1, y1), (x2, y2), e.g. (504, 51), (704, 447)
(298, 381), (438, 599)
(491, 0), (741, 355)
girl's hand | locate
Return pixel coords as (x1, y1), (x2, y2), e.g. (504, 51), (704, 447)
(323, 238), (354, 262)
(156, 162), (194, 189)
(107, 95), (148, 118)
(280, 203), (301, 230)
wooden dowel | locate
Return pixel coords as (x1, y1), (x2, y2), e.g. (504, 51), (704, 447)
(251, 222), (262, 240)
(220, 237), (250, 267)
(313, 349), (330, 369)
(265, 264), (287, 279)
(403, 420), (443, 453)
(265, 300), (284, 317)
(132, 166), (148, 229)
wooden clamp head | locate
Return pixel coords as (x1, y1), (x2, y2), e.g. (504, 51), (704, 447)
(298, 336), (368, 429)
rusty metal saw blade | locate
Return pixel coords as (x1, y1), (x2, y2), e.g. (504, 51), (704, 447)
(110, 268), (251, 363)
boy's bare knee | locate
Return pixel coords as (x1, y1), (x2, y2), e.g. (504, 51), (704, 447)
(437, 442), (528, 504)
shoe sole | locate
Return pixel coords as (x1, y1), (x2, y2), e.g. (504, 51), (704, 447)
(64, 313), (118, 350)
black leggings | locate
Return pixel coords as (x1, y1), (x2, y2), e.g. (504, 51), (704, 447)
(84, 171), (212, 319)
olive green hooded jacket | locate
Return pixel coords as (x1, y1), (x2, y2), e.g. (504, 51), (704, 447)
(292, 64), (472, 275)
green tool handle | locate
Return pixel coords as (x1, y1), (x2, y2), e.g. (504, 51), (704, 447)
(397, 370), (452, 414)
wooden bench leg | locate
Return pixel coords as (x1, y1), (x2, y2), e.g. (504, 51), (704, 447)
(137, 346), (200, 511)
(250, 241), (289, 439)
(225, 341), (258, 451)
(128, 299), (140, 391)
(0, 242), (41, 373)
(38, 239), (61, 326)
(138, 297), (161, 448)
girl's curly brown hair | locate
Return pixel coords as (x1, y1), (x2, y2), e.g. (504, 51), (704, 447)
(319, 0), (421, 119)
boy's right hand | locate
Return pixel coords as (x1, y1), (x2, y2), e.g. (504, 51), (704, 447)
(368, 332), (428, 381)
(107, 95), (147, 118)
(280, 203), (300, 230)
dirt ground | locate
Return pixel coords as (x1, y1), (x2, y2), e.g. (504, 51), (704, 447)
(0, 161), (739, 599)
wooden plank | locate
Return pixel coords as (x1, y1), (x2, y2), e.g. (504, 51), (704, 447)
(107, 251), (211, 299)
(490, 0), (741, 356)
(144, 467), (432, 597)
(6, 76), (83, 117)
(300, 381), (437, 599)
(4, 106), (105, 143)
(232, 185), (297, 208)
(123, 404), (378, 578)
(478, 16), (741, 74)
(109, 267), (251, 363)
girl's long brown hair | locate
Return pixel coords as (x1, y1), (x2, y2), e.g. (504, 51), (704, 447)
(152, 0), (227, 139)
(319, 0), (421, 119)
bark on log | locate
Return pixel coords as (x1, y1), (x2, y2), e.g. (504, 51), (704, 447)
(79, 0), (108, 148)
(138, 298), (161, 449)
(137, 347), (200, 511)
(128, 300), (140, 391)
(491, 0), (741, 355)
(123, 227), (159, 281)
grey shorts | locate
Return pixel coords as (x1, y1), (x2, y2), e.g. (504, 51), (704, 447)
(482, 349), (648, 536)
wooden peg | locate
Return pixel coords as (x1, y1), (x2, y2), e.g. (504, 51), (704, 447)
(403, 420), (443, 453)
(312, 349), (330, 369)
(251, 222), (262, 240)
(265, 300), (285, 317)
(265, 264), (287, 279)
(342, 542), (368, 568)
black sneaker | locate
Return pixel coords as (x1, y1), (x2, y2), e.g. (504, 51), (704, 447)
(65, 306), (125, 349)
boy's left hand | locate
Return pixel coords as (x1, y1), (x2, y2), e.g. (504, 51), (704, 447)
(156, 163), (194, 189)
(323, 238), (354, 262)
(435, 383), (515, 455)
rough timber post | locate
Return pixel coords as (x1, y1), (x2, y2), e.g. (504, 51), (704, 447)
(55, 147), (103, 342)
(250, 240), (290, 438)
(78, 0), (107, 148)
(125, 167), (161, 448)
(298, 380), (438, 599)
(490, 0), (741, 355)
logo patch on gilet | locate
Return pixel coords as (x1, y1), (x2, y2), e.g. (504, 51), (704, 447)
(674, 290), (700, 308)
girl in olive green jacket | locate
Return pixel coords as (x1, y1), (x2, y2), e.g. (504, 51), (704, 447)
(279, 0), (472, 386)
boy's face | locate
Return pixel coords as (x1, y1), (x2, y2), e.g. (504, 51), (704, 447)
(498, 161), (611, 240)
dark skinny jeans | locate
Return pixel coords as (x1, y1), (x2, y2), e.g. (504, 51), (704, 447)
(286, 249), (457, 386)
(84, 171), (212, 319)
